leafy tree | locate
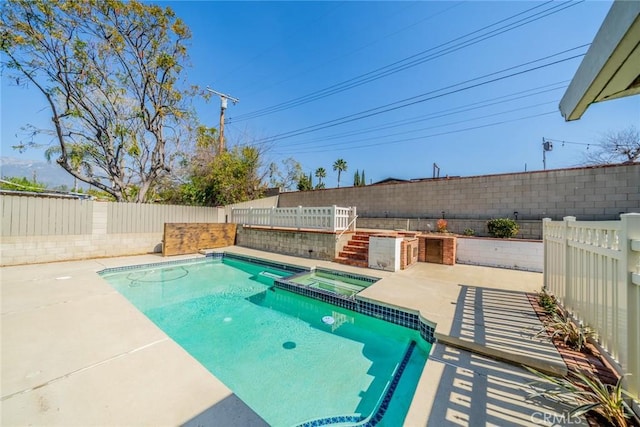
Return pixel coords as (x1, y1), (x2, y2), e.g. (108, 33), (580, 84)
(360, 169), (366, 186)
(333, 158), (347, 188)
(297, 172), (313, 191)
(269, 157), (303, 190)
(179, 146), (265, 206)
(583, 126), (640, 165)
(353, 169), (361, 186)
(1, 0), (197, 202)
(315, 167), (326, 186)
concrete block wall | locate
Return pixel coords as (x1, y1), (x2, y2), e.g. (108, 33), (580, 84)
(278, 164), (640, 223)
(456, 236), (543, 272)
(235, 226), (349, 261)
(0, 233), (162, 266)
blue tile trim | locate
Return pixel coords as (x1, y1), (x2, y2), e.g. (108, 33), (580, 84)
(314, 267), (380, 284)
(294, 341), (417, 427)
(98, 256), (211, 275)
(222, 252), (309, 274)
(274, 278), (435, 344)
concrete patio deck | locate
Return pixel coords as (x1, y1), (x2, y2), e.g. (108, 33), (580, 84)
(1, 246), (579, 426)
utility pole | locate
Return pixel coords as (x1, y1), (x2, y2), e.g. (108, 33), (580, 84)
(206, 87), (239, 152)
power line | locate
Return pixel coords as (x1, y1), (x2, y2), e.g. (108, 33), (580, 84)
(277, 101), (558, 153)
(273, 81), (568, 148)
(239, 2), (463, 100)
(251, 46), (587, 144)
(274, 111), (558, 155)
(231, 1), (583, 122)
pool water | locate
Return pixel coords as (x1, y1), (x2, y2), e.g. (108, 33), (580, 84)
(101, 257), (429, 426)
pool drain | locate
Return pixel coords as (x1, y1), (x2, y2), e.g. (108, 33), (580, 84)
(282, 341), (296, 350)
(322, 315), (335, 325)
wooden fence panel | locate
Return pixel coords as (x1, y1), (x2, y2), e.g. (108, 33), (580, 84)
(163, 223), (237, 256)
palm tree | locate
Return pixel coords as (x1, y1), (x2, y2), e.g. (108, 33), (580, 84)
(333, 158), (347, 188)
(315, 167), (326, 186)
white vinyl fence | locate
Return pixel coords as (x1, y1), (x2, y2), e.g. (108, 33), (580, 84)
(231, 206), (357, 232)
(543, 214), (640, 398)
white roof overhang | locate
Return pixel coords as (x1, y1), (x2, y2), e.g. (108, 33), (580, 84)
(559, 0), (640, 121)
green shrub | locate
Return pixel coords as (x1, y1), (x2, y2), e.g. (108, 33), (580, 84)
(462, 228), (475, 236)
(486, 218), (519, 238)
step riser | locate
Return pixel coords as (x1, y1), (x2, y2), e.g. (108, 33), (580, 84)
(343, 246), (367, 253)
(339, 252), (367, 260)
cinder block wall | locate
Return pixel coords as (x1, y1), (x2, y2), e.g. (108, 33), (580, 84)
(235, 226), (350, 261)
(278, 164), (640, 223)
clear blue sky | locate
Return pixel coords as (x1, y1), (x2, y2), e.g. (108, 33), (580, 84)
(2, 1), (638, 188)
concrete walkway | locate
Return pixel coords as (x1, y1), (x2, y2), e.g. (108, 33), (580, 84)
(1, 247), (579, 426)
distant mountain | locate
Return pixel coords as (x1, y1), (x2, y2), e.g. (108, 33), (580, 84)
(0, 156), (86, 189)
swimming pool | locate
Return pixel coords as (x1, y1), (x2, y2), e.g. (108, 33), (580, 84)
(100, 254), (432, 426)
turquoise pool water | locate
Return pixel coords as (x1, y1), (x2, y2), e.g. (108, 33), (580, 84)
(101, 257), (429, 426)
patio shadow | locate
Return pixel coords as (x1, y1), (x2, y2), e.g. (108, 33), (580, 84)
(424, 285), (584, 426)
(181, 393), (268, 427)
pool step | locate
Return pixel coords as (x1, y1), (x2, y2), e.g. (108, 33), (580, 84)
(334, 231), (372, 268)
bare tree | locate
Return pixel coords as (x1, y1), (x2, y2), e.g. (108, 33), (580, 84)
(583, 126), (640, 165)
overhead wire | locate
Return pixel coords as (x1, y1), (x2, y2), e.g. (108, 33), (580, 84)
(231, 0), (583, 122)
(250, 45), (588, 144)
(274, 111), (559, 155)
(276, 101), (559, 153)
(274, 81), (569, 147)
(239, 2), (463, 100)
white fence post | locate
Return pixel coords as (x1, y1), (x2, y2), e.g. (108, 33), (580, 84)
(350, 206), (357, 231)
(270, 206), (275, 229)
(621, 213), (640, 397)
(330, 205), (337, 232)
(296, 206), (302, 229)
(563, 216), (575, 309)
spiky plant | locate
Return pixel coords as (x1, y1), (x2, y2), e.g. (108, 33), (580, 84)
(536, 312), (596, 351)
(528, 368), (634, 427)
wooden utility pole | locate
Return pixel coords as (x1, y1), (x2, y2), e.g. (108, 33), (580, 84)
(206, 88), (239, 152)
